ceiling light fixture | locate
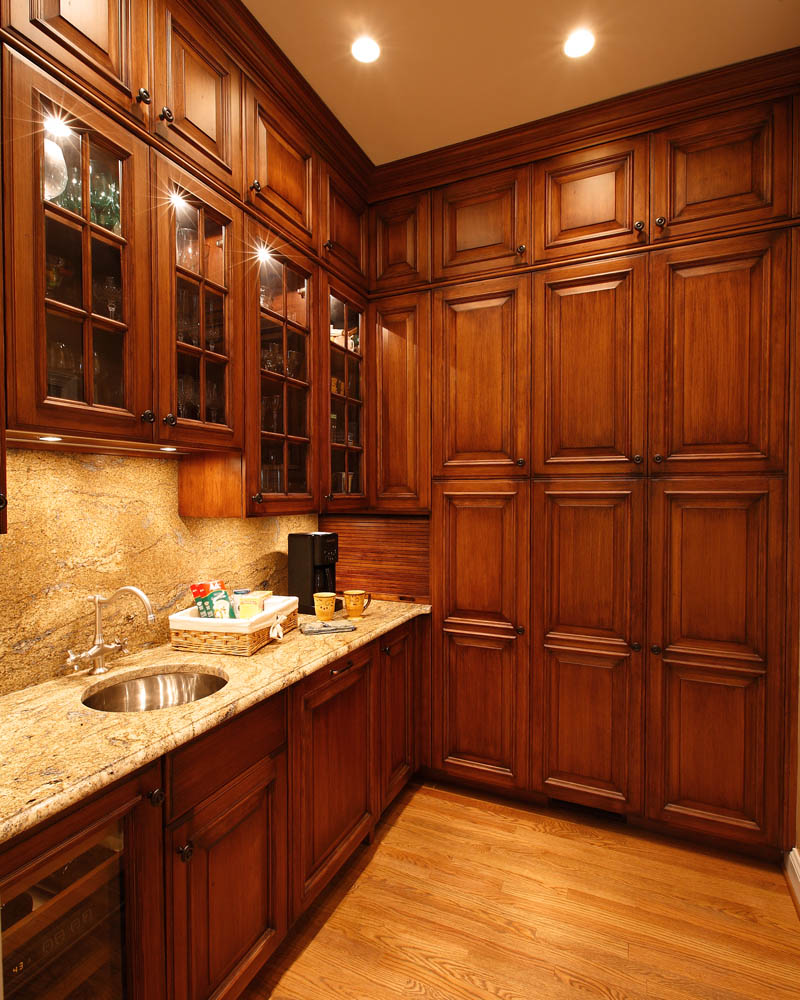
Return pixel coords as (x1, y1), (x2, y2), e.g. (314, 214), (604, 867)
(39, 435), (63, 443)
(564, 28), (595, 58)
(351, 36), (380, 63)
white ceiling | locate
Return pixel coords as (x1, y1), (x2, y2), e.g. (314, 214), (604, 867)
(244, 0), (800, 165)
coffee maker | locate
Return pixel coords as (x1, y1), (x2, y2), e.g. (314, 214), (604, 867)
(288, 532), (341, 614)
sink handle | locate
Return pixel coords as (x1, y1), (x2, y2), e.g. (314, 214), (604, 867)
(60, 650), (83, 674)
(112, 637), (130, 655)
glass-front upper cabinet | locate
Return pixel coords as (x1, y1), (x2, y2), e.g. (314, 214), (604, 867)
(154, 155), (243, 449)
(323, 277), (367, 509)
(4, 52), (153, 442)
(248, 219), (316, 513)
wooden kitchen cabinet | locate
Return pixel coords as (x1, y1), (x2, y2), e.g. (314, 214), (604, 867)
(0, 281), (6, 534)
(432, 275), (531, 477)
(4, 52), (154, 443)
(533, 135), (649, 260)
(380, 625), (415, 810)
(649, 230), (789, 475)
(646, 477), (785, 845)
(532, 480), (645, 813)
(533, 255), (647, 476)
(369, 191), (430, 290)
(432, 479), (530, 791)
(153, 154), (244, 450)
(0, 763), (166, 1000)
(651, 99), (791, 242)
(2, 0), (151, 124)
(320, 162), (368, 284)
(369, 291), (431, 511)
(291, 643), (379, 918)
(150, 0), (243, 194)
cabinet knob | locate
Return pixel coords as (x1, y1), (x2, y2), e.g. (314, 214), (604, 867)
(381, 646), (391, 655)
(136, 87), (152, 105)
(653, 453), (663, 464)
(633, 454), (643, 464)
(249, 179), (262, 193)
(633, 220), (645, 232)
(177, 842), (194, 863)
(140, 409), (156, 424)
(655, 217), (666, 228)
(251, 493), (264, 504)
(650, 645), (662, 655)
(324, 493), (334, 502)
(323, 239), (334, 252)
(148, 788), (166, 806)
(163, 413), (178, 426)
(631, 642), (642, 652)
(0, 494), (7, 512)
(159, 106), (175, 123)
(515, 244), (527, 256)
(515, 625), (526, 635)
(516, 458), (526, 467)
(330, 659), (354, 676)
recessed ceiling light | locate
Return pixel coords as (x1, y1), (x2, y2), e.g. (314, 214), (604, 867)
(39, 435), (62, 443)
(351, 36), (380, 63)
(564, 28), (595, 58)
(160, 446), (177, 452)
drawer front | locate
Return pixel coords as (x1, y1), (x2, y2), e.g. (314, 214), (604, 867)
(166, 693), (287, 821)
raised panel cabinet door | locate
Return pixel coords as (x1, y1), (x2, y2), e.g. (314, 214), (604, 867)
(649, 231), (789, 474)
(151, 0), (243, 193)
(380, 625), (415, 810)
(169, 754), (288, 1000)
(4, 52), (154, 442)
(651, 99), (791, 241)
(432, 275), (531, 477)
(534, 255), (647, 476)
(369, 191), (430, 290)
(646, 477), (784, 845)
(533, 135), (649, 260)
(4, 0), (150, 123)
(291, 644), (378, 918)
(245, 80), (316, 247)
(432, 166), (530, 279)
(370, 292), (431, 510)
(532, 480), (645, 812)
(321, 164), (368, 284)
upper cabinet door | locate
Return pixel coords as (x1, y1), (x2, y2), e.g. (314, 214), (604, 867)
(651, 100), (791, 242)
(369, 291), (431, 511)
(320, 164), (368, 286)
(649, 231), (789, 475)
(4, 51), (153, 442)
(534, 136), (649, 261)
(432, 275), (531, 477)
(151, 0), (243, 194)
(534, 255), (647, 476)
(245, 80), (316, 248)
(432, 166), (531, 280)
(3, 0), (150, 123)
(369, 192), (430, 291)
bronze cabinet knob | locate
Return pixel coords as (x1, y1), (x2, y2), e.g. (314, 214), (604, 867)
(159, 106), (175, 123)
(323, 239), (334, 251)
(653, 454), (664, 463)
(655, 217), (667, 228)
(0, 494), (7, 512)
(163, 413), (178, 426)
(148, 788), (166, 806)
(249, 179), (262, 193)
(136, 87), (152, 105)
(515, 244), (527, 256)
(177, 842), (194, 863)
(251, 493), (265, 504)
(633, 454), (643, 464)
(141, 410), (156, 423)
(650, 645), (662, 655)
(633, 220), (645, 232)
(631, 642), (642, 652)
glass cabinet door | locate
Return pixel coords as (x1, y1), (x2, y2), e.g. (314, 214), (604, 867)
(4, 54), (152, 441)
(326, 285), (366, 504)
(155, 155), (243, 448)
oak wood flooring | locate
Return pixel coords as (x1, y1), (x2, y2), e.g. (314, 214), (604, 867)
(242, 782), (800, 1000)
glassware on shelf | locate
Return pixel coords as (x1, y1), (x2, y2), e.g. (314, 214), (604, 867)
(93, 328), (125, 408)
(286, 268), (307, 327)
(176, 279), (200, 346)
(261, 442), (283, 493)
(205, 364), (226, 424)
(288, 442), (308, 493)
(90, 146), (122, 235)
(261, 386), (283, 433)
(346, 307), (361, 353)
(43, 137), (68, 202)
(204, 217), (225, 285)
(204, 290), (224, 354)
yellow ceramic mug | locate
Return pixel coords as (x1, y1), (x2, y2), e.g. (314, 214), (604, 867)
(343, 590), (372, 620)
(313, 592), (336, 622)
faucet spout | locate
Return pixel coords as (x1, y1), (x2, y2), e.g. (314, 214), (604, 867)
(101, 585), (156, 624)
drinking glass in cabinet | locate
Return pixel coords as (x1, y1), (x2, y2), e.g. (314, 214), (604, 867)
(261, 442), (283, 493)
(205, 361), (226, 424)
(175, 201), (200, 272)
(260, 320), (284, 373)
(287, 385), (307, 437)
(91, 239), (123, 321)
(329, 295), (345, 346)
(286, 330), (307, 381)
(93, 328), (125, 408)
(204, 216), (225, 285)
(46, 314), (83, 401)
(288, 442), (308, 493)
(204, 290), (225, 353)
(177, 355), (200, 420)
(261, 382), (284, 433)
(42, 107), (82, 213)
(45, 218), (82, 307)
(346, 307), (361, 353)
(177, 278), (201, 346)
(260, 254), (283, 313)
(89, 145), (122, 234)
(286, 267), (308, 327)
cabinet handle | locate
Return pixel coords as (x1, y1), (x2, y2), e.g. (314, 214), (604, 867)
(323, 239), (334, 252)
(650, 645), (662, 655)
(631, 642), (642, 652)
(140, 409), (156, 423)
(515, 625), (525, 635)
(330, 659), (354, 676)
(0, 494), (7, 512)
(148, 788), (166, 806)
(516, 458), (526, 467)
(633, 220), (645, 233)
(251, 493), (264, 504)
(633, 454), (643, 464)
(163, 413), (178, 426)
(653, 454), (663, 463)
(381, 646), (391, 655)
(655, 217), (667, 228)
(177, 842), (194, 863)
(136, 87), (152, 105)
(249, 179), (262, 193)
(515, 244), (527, 256)
(159, 106), (174, 123)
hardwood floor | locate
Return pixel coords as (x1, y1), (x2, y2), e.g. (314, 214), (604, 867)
(243, 782), (800, 1000)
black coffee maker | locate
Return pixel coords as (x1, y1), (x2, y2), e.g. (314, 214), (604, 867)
(288, 532), (341, 614)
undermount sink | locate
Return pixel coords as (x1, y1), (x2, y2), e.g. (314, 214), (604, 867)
(82, 670), (228, 713)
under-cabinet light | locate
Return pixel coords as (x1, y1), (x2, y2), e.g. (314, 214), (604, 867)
(564, 28), (595, 58)
(39, 435), (63, 443)
(160, 446), (177, 453)
(43, 114), (73, 139)
(169, 190), (187, 210)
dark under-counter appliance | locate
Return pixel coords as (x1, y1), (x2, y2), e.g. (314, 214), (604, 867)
(288, 532), (341, 614)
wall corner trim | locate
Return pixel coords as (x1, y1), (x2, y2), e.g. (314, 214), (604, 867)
(783, 848), (800, 916)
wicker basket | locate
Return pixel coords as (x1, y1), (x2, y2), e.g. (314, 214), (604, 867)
(169, 598), (298, 657)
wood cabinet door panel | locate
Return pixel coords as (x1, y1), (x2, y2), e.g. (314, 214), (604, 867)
(381, 625), (414, 810)
(4, 0), (149, 122)
(650, 231), (788, 474)
(534, 255), (647, 475)
(534, 136), (649, 260)
(321, 165), (367, 283)
(651, 100), (791, 241)
(370, 292), (430, 510)
(151, 0), (242, 192)
(370, 192), (430, 289)
(432, 166), (530, 279)
(432, 276), (530, 476)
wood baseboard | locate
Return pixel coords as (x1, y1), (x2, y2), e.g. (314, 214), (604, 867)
(784, 848), (800, 917)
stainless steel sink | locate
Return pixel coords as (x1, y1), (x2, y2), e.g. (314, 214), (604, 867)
(82, 670), (228, 712)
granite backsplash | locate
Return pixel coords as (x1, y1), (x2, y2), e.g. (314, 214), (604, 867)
(0, 449), (317, 696)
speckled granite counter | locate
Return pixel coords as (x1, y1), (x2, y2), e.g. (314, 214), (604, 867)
(0, 600), (430, 846)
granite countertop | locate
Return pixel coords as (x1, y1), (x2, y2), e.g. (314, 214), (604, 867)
(0, 600), (430, 846)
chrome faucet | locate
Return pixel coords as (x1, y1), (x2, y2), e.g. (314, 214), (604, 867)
(63, 586), (156, 676)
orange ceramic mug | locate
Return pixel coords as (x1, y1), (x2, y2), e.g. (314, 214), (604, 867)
(313, 592), (336, 622)
(343, 590), (372, 620)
